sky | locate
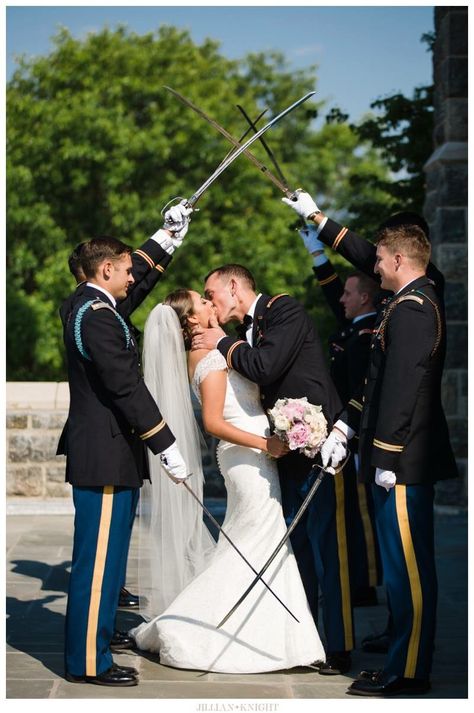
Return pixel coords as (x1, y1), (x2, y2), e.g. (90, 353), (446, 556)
(5, 2), (436, 124)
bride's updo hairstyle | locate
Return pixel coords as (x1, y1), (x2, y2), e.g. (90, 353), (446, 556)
(163, 289), (194, 350)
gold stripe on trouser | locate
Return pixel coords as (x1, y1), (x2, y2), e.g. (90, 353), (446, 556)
(334, 472), (353, 649)
(357, 483), (378, 586)
(86, 486), (114, 676)
(395, 486), (423, 678)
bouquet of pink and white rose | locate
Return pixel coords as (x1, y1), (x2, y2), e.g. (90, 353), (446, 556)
(267, 397), (328, 458)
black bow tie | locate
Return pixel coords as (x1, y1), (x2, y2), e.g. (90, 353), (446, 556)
(236, 314), (253, 339)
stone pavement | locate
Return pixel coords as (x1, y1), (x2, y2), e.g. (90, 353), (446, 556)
(6, 501), (468, 704)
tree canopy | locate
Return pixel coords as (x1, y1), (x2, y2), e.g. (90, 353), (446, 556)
(7, 25), (429, 380)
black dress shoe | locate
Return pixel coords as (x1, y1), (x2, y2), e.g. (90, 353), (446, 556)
(357, 669), (381, 680)
(118, 586), (140, 608)
(65, 665), (138, 687)
(111, 662), (138, 676)
(361, 631), (391, 653)
(318, 651), (351, 675)
(110, 630), (135, 651)
(347, 671), (430, 696)
(353, 586), (378, 607)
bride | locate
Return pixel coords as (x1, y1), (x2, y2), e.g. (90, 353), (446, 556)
(130, 289), (325, 673)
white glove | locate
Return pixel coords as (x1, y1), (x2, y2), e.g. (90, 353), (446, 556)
(159, 442), (189, 483)
(299, 225), (325, 254)
(375, 467), (396, 491)
(163, 200), (193, 240)
(320, 429), (348, 472)
(282, 189), (320, 219)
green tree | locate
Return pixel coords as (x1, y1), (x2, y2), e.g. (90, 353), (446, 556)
(7, 25), (394, 380)
(352, 85), (433, 215)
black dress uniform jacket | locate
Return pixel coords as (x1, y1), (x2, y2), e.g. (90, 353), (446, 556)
(344, 276), (457, 485)
(217, 293), (342, 478)
(57, 239), (172, 457)
(313, 260), (376, 404)
(64, 285), (175, 487)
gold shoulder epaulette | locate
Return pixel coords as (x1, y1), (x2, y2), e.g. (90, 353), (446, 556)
(397, 294), (424, 306)
(266, 293), (289, 308)
(91, 302), (115, 312)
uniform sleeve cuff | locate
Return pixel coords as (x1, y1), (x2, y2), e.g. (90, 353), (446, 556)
(149, 228), (175, 255)
(334, 419), (355, 440)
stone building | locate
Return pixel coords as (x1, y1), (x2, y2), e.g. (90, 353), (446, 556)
(424, 6), (468, 506)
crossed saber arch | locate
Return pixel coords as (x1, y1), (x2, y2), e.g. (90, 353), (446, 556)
(161, 86), (314, 213)
(162, 86), (336, 628)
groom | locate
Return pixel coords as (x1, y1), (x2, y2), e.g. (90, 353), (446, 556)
(192, 263), (354, 674)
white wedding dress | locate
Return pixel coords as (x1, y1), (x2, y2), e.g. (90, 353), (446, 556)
(131, 350), (325, 673)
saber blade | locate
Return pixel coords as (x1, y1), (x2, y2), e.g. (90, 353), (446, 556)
(217, 107), (268, 169)
(236, 103), (290, 189)
(236, 102), (307, 230)
(164, 86), (290, 198)
(216, 458), (349, 629)
(164, 87), (315, 206)
(181, 480), (300, 625)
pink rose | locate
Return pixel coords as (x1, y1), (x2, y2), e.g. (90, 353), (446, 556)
(283, 400), (307, 422)
(287, 422), (311, 450)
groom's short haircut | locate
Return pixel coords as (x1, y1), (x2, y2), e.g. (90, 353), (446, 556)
(205, 264), (256, 291)
(80, 236), (132, 278)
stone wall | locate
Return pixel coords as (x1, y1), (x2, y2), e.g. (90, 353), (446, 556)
(6, 382), (224, 499)
(424, 7), (468, 506)
(6, 383), (70, 497)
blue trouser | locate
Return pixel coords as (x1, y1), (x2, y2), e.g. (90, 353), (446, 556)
(280, 469), (354, 653)
(343, 455), (382, 596)
(372, 483), (437, 679)
(118, 489), (139, 589)
(65, 485), (138, 676)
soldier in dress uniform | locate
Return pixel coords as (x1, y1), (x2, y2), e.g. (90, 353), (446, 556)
(192, 264), (355, 676)
(283, 192), (447, 655)
(285, 205), (457, 695)
(63, 206), (193, 687)
(299, 225), (382, 607)
(58, 213), (186, 615)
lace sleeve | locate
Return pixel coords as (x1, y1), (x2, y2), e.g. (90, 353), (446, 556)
(191, 350), (227, 402)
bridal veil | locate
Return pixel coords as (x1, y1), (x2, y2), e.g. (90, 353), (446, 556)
(137, 303), (216, 619)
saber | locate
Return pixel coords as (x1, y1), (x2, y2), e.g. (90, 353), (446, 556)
(236, 103), (307, 230)
(236, 104), (290, 189)
(217, 107), (268, 168)
(181, 478), (300, 624)
(216, 457), (350, 629)
(163, 88), (315, 208)
(164, 86), (292, 199)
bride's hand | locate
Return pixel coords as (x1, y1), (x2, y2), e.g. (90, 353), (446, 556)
(265, 435), (289, 458)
